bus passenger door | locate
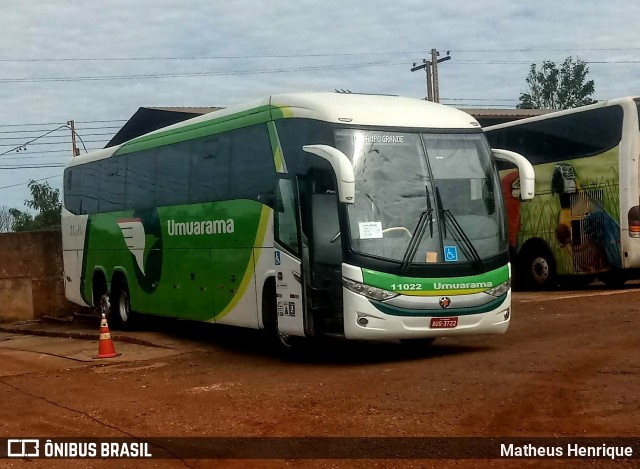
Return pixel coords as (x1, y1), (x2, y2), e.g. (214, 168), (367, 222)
(273, 176), (306, 338)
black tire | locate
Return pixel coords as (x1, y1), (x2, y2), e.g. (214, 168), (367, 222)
(519, 245), (557, 290)
(560, 275), (595, 290)
(600, 271), (627, 288)
(275, 314), (305, 351)
(110, 279), (134, 329)
(262, 280), (305, 355)
(399, 338), (436, 350)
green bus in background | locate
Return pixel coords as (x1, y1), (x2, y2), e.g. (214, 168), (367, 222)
(485, 97), (640, 290)
(62, 92), (534, 350)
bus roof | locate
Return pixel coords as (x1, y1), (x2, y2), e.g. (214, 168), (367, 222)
(67, 93), (482, 168)
(485, 96), (640, 132)
(269, 92), (481, 129)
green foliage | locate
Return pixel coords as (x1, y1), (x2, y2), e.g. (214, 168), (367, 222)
(517, 57), (597, 110)
(9, 180), (62, 232)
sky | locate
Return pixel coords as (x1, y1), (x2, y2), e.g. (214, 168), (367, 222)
(0, 0), (639, 211)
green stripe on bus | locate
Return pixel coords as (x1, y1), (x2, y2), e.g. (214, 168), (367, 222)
(115, 105), (277, 155)
(267, 121), (286, 173)
(216, 204), (271, 319)
(362, 265), (509, 296)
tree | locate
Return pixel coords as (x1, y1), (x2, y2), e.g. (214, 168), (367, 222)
(0, 206), (13, 232)
(517, 56), (596, 110)
(10, 180), (62, 232)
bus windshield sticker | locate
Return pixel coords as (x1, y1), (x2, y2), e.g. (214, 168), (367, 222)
(444, 246), (458, 262)
(359, 221), (383, 239)
(426, 251), (438, 263)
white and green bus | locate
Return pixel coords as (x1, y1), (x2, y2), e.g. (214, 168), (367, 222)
(485, 97), (640, 289)
(62, 92), (534, 348)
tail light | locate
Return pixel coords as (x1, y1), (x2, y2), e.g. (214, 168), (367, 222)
(628, 206), (640, 238)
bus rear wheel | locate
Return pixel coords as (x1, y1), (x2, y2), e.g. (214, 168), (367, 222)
(519, 246), (557, 290)
(600, 271), (627, 288)
(110, 279), (134, 329)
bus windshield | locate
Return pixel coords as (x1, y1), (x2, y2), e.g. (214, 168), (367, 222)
(334, 129), (506, 265)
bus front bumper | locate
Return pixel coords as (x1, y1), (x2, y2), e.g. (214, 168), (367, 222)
(342, 288), (511, 341)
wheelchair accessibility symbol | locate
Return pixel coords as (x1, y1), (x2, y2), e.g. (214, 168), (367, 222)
(444, 246), (458, 262)
(274, 251), (281, 265)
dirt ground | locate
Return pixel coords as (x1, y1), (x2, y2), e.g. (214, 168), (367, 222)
(0, 285), (638, 468)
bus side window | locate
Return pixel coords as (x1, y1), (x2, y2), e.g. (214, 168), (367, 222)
(125, 149), (157, 210)
(190, 134), (230, 203)
(230, 124), (276, 206)
(156, 141), (190, 207)
(98, 157), (125, 212)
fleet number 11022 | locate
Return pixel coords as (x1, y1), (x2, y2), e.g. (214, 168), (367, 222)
(390, 283), (423, 291)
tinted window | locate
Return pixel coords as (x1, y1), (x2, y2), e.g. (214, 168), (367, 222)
(80, 163), (100, 214)
(156, 141), (190, 206)
(189, 134), (230, 203)
(485, 105), (624, 164)
(64, 122), (281, 214)
(63, 167), (80, 214)
(125, 150), (157, 209)
(98, 157), (125, 212)
(230, 125), (276, 206)
(275, 118), (335, 175)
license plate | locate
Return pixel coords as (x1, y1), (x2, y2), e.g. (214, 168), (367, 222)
(430, 317), (458, 329)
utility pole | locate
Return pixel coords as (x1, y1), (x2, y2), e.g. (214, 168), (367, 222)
(67, 120), (80, 156)
(411, 49), (451, 103)
(431, 49), (440, 103)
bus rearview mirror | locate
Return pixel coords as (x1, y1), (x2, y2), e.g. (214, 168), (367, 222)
(302, 144), (355, 204)
(491, 148), (536, 201)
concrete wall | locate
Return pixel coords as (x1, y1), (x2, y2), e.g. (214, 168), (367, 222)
(0, 230), (75, 322)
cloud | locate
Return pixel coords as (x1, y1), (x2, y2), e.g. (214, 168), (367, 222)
(0, 0), (639, 209)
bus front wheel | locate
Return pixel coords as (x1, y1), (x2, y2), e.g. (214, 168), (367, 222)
(262, 279), (305, 355)
(399, 338), (436, 350)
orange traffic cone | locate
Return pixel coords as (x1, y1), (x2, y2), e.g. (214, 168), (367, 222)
(95, 313), (120, 359)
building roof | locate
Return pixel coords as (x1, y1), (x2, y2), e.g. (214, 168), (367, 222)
(461, 108), (554, 127)
(105, 106), (222, 147)
(105, 102), (557, 149)
(462, 108), (555, 118)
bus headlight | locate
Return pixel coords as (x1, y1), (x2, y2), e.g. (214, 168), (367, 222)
(343, 278), (398, 301)
(485, 279), (511, 297)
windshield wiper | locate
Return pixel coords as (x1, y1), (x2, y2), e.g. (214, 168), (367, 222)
(435, 187), (484, 270)
(400, 186), (433, 272)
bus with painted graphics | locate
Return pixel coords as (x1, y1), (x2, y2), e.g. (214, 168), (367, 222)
(485, 97), (640, 289)
(62, 92), (535, 349)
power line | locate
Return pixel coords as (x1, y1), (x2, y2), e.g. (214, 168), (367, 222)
(0, 125), (68, 157)
(0, 119), (127, 128)
(3, 147), (103, 161)
(0, 139), (109, 148)
(449, 47), (640, 53)
(0, 52), (424, 62)
(0, 164), (65, 169)
(0, 132), (115, 141)
(0, 57), (635, 85)
(0, 174), (62, 191)
(0, 126), (121, 135)
(451, 60), (640, 65)
(1, 47), (640, 62)
(0, 60), (407, 83)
